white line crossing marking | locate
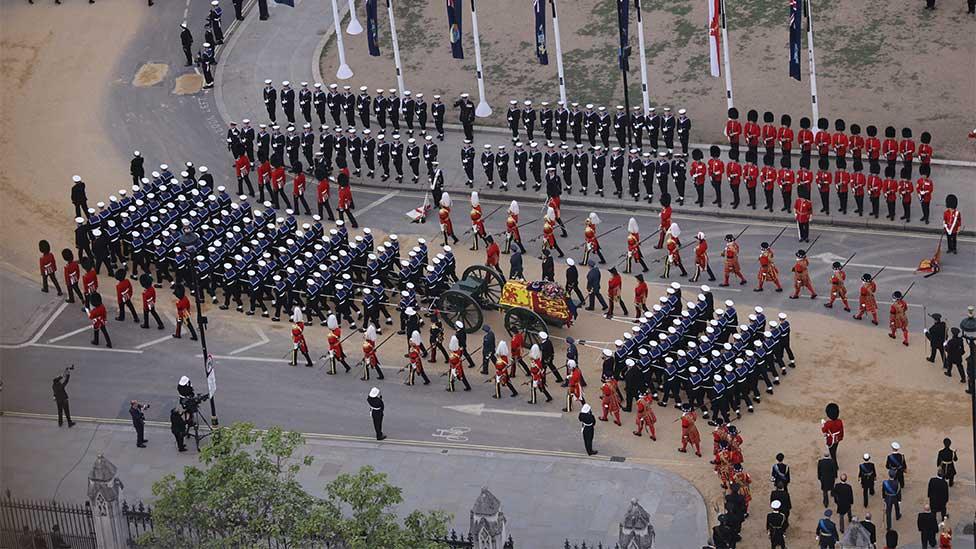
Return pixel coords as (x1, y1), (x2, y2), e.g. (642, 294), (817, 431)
(356, 191), (400, 215)
(135, 335), (175, 349)
(0, 302), (69, 349)
(31, 343), (143, 354)
(47, 326), (91, 344)
(229, 325), (270, 355)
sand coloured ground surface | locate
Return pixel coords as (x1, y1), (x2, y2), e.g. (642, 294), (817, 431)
(321, 0), (976, 159)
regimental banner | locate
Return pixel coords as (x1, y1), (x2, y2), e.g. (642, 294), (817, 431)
(366, 0), (380, 56)
(447, 0), (464, 59)
(788, 0), (802, 80)
(708, 0), (721, 77)
(534, 0), (548, 65)
(616, 0), (629, 71)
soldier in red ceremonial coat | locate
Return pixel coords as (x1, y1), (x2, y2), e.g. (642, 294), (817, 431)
(114, 269), (139, 323)
(633, 392), (657, 440)
(38, 240), (62, 296)
(824, 262), (850, 312)
(625, 217), (648, 273)
(599, 378), (622, 425)
(329, 314), (354, 375)
(888, 291), (909, 346)
(290, 307), (313, 367)
(853, 273), (879, 325)
(789, 249), (816, 299)
(821, 403), (844, 462)
(754, 242), (783, 292)
(87, 292), (111, 348)
(172, 284), (198, 341)
(678, 403), (702, 457)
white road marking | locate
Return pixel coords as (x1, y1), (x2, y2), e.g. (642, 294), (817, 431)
(198, 353), (290, 363)
(135, 335), (176, 349)
(809, 252), (917, 272)
(31, 343), (143, 354)
(46, 326), (91, 344)
(228, 325), (270, 355)
(356, 191), (400, 215)
(0, 302), (69, 349)
(443, 403), (563, 418)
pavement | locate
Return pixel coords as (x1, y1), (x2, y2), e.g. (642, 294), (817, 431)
(213, 0), (976, 237)
(0, 415), (708, 548)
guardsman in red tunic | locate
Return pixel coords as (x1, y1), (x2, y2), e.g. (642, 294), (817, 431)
(743, 110), (761, 158)
(447, 336), (472, 391)
(744, 161), (760, 211)
(87, 292), (111, 348)
(898, 170), (914, 222)
(883, 167), (899, 220)
(172, 284), (198, 341)
(290, 307), (313, 367)
(562, 359), (584, 412)
(583, 212), (606, 264)
(798, 117), (814, 162)
(918, 131), (933, 167)
(821, 403), (844, 461)
(633, 392), (657, 440)
(599, 378), (622, 425)
(605, 266), (628, 319)
(720, 234), (747, 286)
(865, 125), (882, 166)
(663, 222), (688, 278)
(899, 128), (916, 175)
(759, 162), (776, 211)
(853, 273), (879, 325)
(755, 242), (783, 292)
(541, 206), (564, 257)
(778, 162), (795, 213)
(114, 269), (139, 323)
(235, 152), (253, 196)
(943, 194), (961, 254)
(138, 274), (164, 329)
(633, 273), (648, 318)
(707, 146), (725, 207)
(81, 258), (99, 310)
(493, 341), (518, 398)
(469, 191), (487, 251)
(291, 165), (312, 215)
(690, 149), (707, 206)
(761, 111), (778, 157)
(724, 108), (742, 154)
(62, 249), (83, 304)
(330, 314), (355, 376)
(835, 167), (852, 215)
(625, 217), (648, 273)
(832, 119), (849, 167)
(655, 197), (672, 249)
(509, 330), (529, 377)
(814, 118), (832, 158)
(438, 192), (459, 246)
(916, 165), (934, 224)
(852, 170), (867, 216)
(257, 158), (272, 199)
(815, 159), (833, 215)
(789, 249), (816, 299)
(316, 167), (335, 221)
(484, 235), (502, 277)
(882, 126), (899, 171)
(796, 165), (814, 204)
(678, 404), (702, 456)
(778, 114), (794, 157)
(407, 330), (431, 385)
(794, 195), (813, 242)
(38, 240), (62, 296)
(725, 154), (743, 209)
(527, 345), (553, 404)
(336, 169), (359, 228)
(867, 168), (883, 218)
(270, 162), (289, 209)
(504, 200), (524, 254)
(691, 232), (716, 283)
(888, 291), (909, 346)
(824, 262), (851, 312)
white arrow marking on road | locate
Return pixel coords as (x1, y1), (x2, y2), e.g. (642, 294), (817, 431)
(229, 325), (270, 355)
(356, 191), (400, 215)
(443, 403), (563, 418)
(135, 335), (176, 349)
(809, 253), (917, 272)
(47, 326), (92, 344)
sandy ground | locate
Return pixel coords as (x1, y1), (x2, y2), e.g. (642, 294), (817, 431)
(321, 0), (976, 159)
(0, 0), (145, 276)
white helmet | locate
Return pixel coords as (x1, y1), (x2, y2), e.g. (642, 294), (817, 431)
(628, 217), (639, 234)
(509, 200), (519, 215)
(529, 344), (541, 360)
(440, 192), (451, 208)
(471, 191), (480, 206)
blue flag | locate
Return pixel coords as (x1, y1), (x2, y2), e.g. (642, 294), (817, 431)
(273, 0), (293, 7)
(447, 0), (464, 59)
(366, 0), (380, 56)
(534, 0), (548, 65)
(616, 0), (629, 71)
(789, 0), (802, 80)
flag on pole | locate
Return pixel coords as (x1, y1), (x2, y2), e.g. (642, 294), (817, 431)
(447, 0), (464, 59)
(534, 0), (548, 65)
(366, 0), (380, 56)
(788, 0), (802, 80)
(616, 0), (629, 71)
(707, 0), (721, 77)
(273, 0), (294, 7)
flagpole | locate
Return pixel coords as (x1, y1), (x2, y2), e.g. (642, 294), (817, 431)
(386, 0), (406, 95)
(719, 0), (734, 109)
(805, 0), (820, 121)
(549, 0), (568, 106)
(346, 0), (363, 34)
(331, 0), (354, 79)
(470, 0), (492, 117)
(634, 0), (650, 115)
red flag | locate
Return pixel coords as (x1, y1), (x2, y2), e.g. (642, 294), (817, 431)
(708, 0), (721, 77)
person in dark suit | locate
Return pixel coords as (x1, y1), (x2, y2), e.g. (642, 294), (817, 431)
(170, 407), (187, 452)
(52, 367), (75, 427)
(860, 513), (877, 547)
(564, 258), (585, 302)
(925, 313), (947, 365)
(585, 260), (608, 310)
(818, 450), (838, 507)
(831, 473), (854, 532)
(926, 472), (949, 520)
(129, 400), (148, 448)
(917, 504), (938, 548)
(367, 387), (385, 440)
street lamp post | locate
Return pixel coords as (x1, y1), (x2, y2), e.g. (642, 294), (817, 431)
(181, 227), (219, 428)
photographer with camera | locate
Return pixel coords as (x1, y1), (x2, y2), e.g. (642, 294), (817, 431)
(177, 375), (210, 438)
(52, 365), (75, 428)
(129, 400), (149, 448)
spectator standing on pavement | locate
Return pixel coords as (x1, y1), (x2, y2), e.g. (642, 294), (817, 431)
(367, 387), (385, 440)
(170, 407), (187, 452)
(52, 367), (75, 428)
(130, 400), (148, 448)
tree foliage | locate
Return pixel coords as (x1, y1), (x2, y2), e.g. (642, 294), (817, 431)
(142, 422), (450, 548)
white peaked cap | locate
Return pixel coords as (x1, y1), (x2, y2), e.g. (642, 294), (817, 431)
(567, 359), (576, 369)
(369, 387), (380, 397)
(455, 320), (464, 329)
(366, 324), (377, 341)
(668, 222), (681, 237)
(327, 314), (338, 329)
(449, 335), (460, 352)
(509, 200), (519, 214)
(581, 404), (591, 413)
(496, 340), (509, 357)
(725, 300), (734, 307)
(471, 191), (479, 206)
(628, 217), (639, 233)
(411, 330), (422, 345)
(589, 212), (601, 224)
(566, 258), (575, 266)
(697, 231), (705, 240)
(530, 344), (541, 360)
(179, 376), (190, 386)
(440, 192), (451, 208)
(291, 306), (304, 323)
(539, 332), (549, 340)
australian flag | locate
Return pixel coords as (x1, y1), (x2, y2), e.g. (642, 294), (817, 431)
(534, 0), (548, 65)
(447, 0), (464, 59)
(789, 0), (802, 80)
(366, 0), (380, 56)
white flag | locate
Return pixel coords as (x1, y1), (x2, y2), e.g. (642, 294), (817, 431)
(707, 0), (722, 77)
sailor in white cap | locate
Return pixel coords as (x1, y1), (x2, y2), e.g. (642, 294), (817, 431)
(454, 93), (475, 140)
(661, 106), (676, 152)
(885, 442), (907, 488)
(520, 100), (536, 142)
(422, 134), (438, 178)
(430, 94), (446, 140)
(280, 81), (295, 124)
(676, 108), (691, 155)
(366, 386), (386, 440)
(208, 1), (225, 44)
(480, 144), (495, 187)
(263, 80), (277, 122)
(386, 88), (401, 132)
(767, 500), (787, 545)
(355, 86), (371, 128)
(578, 402), (597, 455)
(71, 175), (88, 218)
(506, 100), (522, 142)
(339, 85), (355, 127)
(296, 82), (312, 124)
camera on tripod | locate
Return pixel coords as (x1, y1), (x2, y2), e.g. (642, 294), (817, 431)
(177, 375), (209, 422)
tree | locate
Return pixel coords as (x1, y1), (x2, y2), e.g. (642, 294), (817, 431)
(142, 422), (450, 548)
